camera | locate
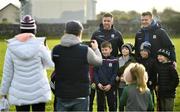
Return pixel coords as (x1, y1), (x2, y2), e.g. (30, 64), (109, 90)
(82, 40), (94, 47)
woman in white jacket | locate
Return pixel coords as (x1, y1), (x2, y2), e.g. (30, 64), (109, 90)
(0, 15), (54, 111)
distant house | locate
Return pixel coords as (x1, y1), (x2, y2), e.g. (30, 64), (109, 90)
(20, 0), (97, 23)
(0, 3), (20, 24)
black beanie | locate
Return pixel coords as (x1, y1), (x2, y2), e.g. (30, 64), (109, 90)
(140, 41), (151, 54)
(65, 20), (84, 35)
(121, 43), (134, 53)
(157, 49), (171, 59)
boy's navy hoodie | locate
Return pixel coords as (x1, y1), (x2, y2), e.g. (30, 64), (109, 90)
(94, 56), (118, 86)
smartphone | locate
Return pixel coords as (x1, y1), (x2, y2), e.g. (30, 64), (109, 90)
(82, 41), (93, 47)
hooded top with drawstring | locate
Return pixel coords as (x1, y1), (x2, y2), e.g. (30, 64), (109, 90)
(52, 34), (102, 99)
(135, 20), (176, 61)
(0, 33), (54, 106)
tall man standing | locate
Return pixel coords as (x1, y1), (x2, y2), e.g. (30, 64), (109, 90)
(134, 11), (176, 63)
(90, 12), (124, 111)
(134, 11), (176, 111)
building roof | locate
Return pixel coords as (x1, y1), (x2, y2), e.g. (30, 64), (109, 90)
(0, 0), (20, 11)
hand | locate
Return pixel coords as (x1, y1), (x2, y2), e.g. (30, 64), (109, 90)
(173, 61), (177, 69)
(120, 76), (124, 81)
(103, 84), (111, 91)
(155, 86), (159, 91)
(116, 76), (120, 81)
(98, 83), (104, 90)
(90, 40), (98, 50)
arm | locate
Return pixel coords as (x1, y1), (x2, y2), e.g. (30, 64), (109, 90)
(87, 40), (102, 66)
(120, 87), (128, 108)
(40, 45), (54, 68)
(110, 60), (119, 85)
(147, 90), (154, 111)
(170, 66), (179, 89)
(134, 33), (139, 58)
(160, 29), (176, 61)
(0, 49), (14, 96)
(117, 31), (124, 54)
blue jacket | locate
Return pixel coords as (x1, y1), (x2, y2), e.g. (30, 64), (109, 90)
(94, 56), (118, 86)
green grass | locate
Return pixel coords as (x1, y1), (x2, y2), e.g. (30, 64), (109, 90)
(0, 37), (180, 111)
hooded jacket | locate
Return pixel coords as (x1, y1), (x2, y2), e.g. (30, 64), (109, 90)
(0, 33), (54, 105)
(135, 20), (176, 61)
(91, 24), (124, 57)
(52, 34), (102, 99)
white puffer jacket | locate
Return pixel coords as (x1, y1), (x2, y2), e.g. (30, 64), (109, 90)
(0, 33), (54, 106)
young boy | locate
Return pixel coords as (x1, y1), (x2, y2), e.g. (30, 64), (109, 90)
(94, 41), (118, 111)
(155, 48), (179, 111)
(137, 41), (156, 106)
(116, 43), (136, 111)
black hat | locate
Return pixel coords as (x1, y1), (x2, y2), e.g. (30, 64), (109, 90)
(157, 48), (171, 59)
(121, 43), (134, 53)
(65, 20), (84, 35)
(140, 41), (151, 53)
(20, 15), (36, 30)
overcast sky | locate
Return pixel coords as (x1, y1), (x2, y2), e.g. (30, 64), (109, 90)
(1, 0), (180, 14)
(96, 0), (180, 14)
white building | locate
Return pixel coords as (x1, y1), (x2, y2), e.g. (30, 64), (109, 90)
(20, 0), (97, 23)
(0, 2), (20, 24)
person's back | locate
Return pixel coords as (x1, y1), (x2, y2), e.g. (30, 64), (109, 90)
(52, 20), (102, 111)
(122, 84), (152, 111)
(120, 63), (154, 111)
(0, 15), (54, 111)
(53, 43), (89, 98)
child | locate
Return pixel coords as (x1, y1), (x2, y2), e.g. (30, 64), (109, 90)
(89, 65), (96, 111)
(116, 43), (136, 111)
(137, 41), (156, 106)
(155, 48), (179, 111)
(94, 41), (118, 111)
(120, 63), (154, 111)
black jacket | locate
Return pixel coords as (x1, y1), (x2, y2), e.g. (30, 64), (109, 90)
(52, 44), (89, 99)
(135, 20), (176, 61)
(137, 57), (156, 90)
(91, 24), (124, 57)
(155, 61), (179, 98)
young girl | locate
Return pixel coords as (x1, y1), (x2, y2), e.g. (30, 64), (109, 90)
(120, 63), (154, 111)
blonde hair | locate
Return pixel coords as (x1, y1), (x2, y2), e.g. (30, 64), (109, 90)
(123, 63), (148, 93)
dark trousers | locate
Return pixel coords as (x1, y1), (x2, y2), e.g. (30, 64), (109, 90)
(118, 88), (124, 111)
(54, 97), (57, 111)
(96, 87), (116, 111)
(159, 98), (174, 111)
(89, 88), (96, 111)
(16, 102), (45, 112)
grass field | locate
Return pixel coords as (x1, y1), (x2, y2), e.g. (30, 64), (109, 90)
(0, 37), (180, 111)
